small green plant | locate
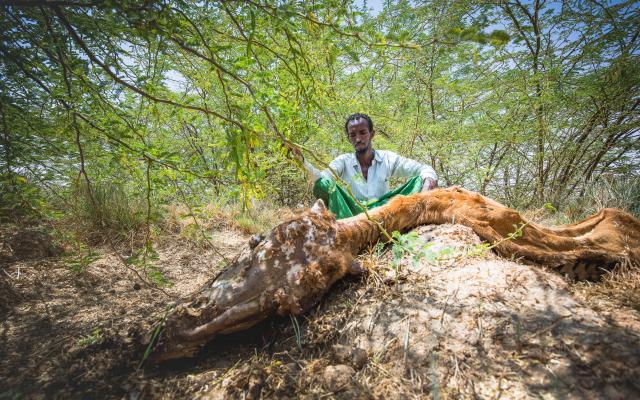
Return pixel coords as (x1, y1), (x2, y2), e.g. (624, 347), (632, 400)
(465, 242), (492, 258)
(290, 314), (303, 352)
(390, 231), (440, 268)
(124, 245), (172, 288)
(146, 264), (171, 287)
(67, 246), (100, 273)
(543, 202), (557, 213)
(468, 222), (527, 258)
(138, 307), (172, 369)
(373, 241), (386, 257)
(390, 221), (528, 268)
(78, 328), (103, 346)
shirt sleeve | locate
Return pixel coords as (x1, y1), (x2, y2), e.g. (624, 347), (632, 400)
(303, 156), (345, 182)
(389, 152), (438, 183)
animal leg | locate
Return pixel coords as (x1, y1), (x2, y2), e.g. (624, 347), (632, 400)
(179, 298), (264, 342)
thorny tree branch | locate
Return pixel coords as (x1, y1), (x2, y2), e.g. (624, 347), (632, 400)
(50, 4), (244, 129)
(38, 11), (174, 296)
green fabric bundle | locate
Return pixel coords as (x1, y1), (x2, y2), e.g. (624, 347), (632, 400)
(312, 175), (423, 219)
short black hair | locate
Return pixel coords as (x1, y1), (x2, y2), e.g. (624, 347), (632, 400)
(344, 113), (374, 134)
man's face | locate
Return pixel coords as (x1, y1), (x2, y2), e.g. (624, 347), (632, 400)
(347, 118), (375, 154)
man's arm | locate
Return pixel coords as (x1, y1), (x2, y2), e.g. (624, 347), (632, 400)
(389, 152), (438, 190)
(292, 147), (344, 182)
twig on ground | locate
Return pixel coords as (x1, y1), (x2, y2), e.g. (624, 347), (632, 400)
(402, 319), (411, 367)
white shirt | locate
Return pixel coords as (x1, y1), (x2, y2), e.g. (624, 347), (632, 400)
(304, 150), (438, 201)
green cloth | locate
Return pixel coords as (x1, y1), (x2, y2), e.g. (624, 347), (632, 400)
(313, 175), (423, 219)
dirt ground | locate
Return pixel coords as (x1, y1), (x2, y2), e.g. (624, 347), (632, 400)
(1, 222), (640, 399)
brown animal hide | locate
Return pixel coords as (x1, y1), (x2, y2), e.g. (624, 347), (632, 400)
(149, 187), (639, 362)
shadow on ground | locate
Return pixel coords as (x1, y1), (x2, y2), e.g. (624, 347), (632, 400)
(2, 224), (640, 399)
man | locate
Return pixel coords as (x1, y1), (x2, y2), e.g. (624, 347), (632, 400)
(295, 113), (438, 219)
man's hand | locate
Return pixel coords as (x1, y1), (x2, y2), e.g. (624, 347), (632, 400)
(422, 178), (437, 192)
(290, 145), (304, 162)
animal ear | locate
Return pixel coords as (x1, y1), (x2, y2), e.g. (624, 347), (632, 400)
(249, 233), (265, 249)
(311, 199), (327, 215)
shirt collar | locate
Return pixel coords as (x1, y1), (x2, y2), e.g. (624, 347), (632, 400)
(351, 149), (380, 167)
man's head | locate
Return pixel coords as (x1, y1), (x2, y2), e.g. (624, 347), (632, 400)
(345, 113), (375, 155)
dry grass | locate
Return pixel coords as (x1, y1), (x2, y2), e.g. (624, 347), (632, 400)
(5, 194), (640, 399)
(71, 182), (150, 245)
(570, 260), (640, 313)
(163, 201), (294, 243)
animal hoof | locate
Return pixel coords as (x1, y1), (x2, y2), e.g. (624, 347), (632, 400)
(349, 260), (366, 275)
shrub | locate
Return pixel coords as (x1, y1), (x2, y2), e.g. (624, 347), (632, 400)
(0, 173), (45, 223)
(263, 158), (314, 207)
(73, 181), (149, 243)
(562, 174), (640, 221)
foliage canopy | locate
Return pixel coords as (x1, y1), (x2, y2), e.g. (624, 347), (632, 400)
(1, 0), (638, 224)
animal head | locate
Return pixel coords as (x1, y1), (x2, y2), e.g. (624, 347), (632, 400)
(245, 199), (355, 313)
(149, 200), (357, 363)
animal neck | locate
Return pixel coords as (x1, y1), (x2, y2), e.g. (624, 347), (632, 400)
(336, 191), (451, 254)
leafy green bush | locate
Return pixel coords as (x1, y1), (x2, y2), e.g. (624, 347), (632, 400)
(0, 173), (45, 223)
(263, 157), (314, 207)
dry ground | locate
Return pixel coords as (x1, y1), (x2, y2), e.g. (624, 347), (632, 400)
(1, 221), (640, 399)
